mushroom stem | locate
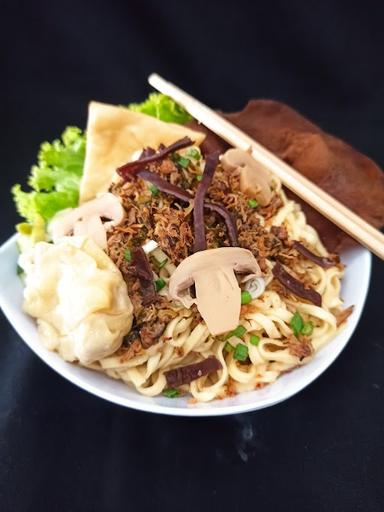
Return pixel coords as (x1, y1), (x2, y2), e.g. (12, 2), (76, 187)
(193, 265), (242, 335)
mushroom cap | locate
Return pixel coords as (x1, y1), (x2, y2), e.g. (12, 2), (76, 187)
(221, 148), (273, 206)
(169, 247), (261, 335)
(49, 193), (125, 249)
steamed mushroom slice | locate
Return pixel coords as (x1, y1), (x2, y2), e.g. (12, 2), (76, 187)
(49, 208), (82, 239)
(89, 193), (126, 230)
(74, 215), (107, 249)
(220, 148), (273, 206)
(49, 193), (125, 249)
(169, 247), (261, 336)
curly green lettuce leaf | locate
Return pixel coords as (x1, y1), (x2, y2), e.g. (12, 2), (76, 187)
(12, 126), (86, 226)
(128, 93), (192, 124)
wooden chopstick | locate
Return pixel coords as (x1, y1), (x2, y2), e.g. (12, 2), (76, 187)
(148, 73), (384, 260)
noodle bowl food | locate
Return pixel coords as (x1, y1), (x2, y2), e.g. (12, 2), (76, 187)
(12, 97), (370, 404)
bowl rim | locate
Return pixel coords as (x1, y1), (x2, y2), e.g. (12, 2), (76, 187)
(0, 234), (372, 416)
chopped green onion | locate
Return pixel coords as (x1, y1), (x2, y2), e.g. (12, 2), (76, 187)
(163, 388), (180, 398)
(224, 341), (234, 352)
(241, 290), (252, 305)
(124, 249), (132, 263)
(158, 258), (168, 269)
(225, 325), (247, 340)
(186, 148), (201, 161)
(155, 278), (166, 292)
(16, 265), (24, 276)
(172, 153), (190, 168)
(234, 343), (249, 362)
(290, 311), (304, 337)
(248, 198), (259, 208)
(301, 321), (314, 336)
(196, 175), (203, 182)
(250, 334), (260, 346)
(148, 184), (159, 196)
(179, 156), (190, 168)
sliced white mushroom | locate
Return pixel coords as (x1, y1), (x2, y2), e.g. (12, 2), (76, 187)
(169, 247), (261, 336)
(73, 215), (107, 249)
(49, 193), (125, 249)
(49, 208), (82, 240)
(221, 148), (273, 206)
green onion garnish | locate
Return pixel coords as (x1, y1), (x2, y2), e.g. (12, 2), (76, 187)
(241, 290), (252, 305)
(250, 334), (260, 346)
(224, 341), (234, 352)
(290, 312), (314, 337)
(158, 258), (168, 269)
(290, 311), (304, 337)
(148, 184), (159, 196)
(186, 148), (201, 161)
(234, 343), (249, 362)
(225, 325), (247, 340)
(124, 249), (132, 262)
(155, 278), (166, 292)
(172, 153), (190, 168)
(196, 175), (203, 182)
(16, 265), (24, 276)
(248, 198), (259, 208)
(163, 388), (180, 398)
(178, 156), (190, 168)
(301, 321), (314, 336)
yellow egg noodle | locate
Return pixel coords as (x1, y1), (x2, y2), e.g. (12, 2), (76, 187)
(94, 186), (344, 403)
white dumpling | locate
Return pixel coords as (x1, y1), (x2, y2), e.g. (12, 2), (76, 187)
(19, 236), (133, 365)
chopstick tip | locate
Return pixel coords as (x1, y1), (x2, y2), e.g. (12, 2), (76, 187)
(148, 73), (162, 86)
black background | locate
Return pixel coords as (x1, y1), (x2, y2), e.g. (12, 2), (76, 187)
(1, 1), (384, 511)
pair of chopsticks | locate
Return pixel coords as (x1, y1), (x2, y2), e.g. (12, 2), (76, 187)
(148, 73), (384, 260)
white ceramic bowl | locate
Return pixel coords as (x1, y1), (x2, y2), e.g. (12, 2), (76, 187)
(0, 234), (371, 416)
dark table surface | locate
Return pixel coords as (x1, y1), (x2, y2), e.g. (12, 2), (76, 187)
(1, 1), (384, 511)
